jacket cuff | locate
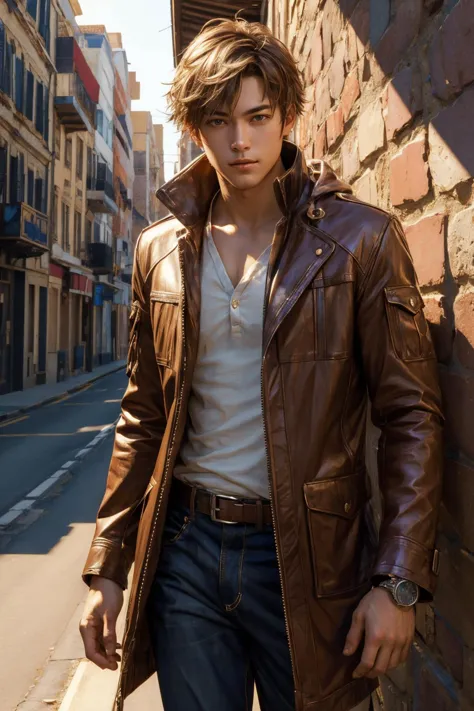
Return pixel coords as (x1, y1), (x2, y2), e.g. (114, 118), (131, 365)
(82, 540), (130, 591)
(373, 536), (438, 601)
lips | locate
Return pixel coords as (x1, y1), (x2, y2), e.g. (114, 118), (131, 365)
(229, 160), (258, 166)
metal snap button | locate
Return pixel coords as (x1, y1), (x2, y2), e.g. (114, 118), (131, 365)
(409, 297), (416, 308)
(315, 248), (323, 256)
(231, 299), (239, 309)
(344, 502), (352, 514)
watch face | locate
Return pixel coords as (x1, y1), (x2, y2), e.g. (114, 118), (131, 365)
(395, 580), (419, 606)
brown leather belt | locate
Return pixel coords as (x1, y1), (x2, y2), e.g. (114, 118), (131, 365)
(172, 478), (273, 527)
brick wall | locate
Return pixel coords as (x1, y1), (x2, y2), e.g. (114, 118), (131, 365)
(268, 1), (474, 708)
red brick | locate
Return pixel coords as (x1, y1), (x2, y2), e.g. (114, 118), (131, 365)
(443, 459), (474, 553)
(314, 74), (331, 128)
(404, 213), (446, 287)
(351, 0), (370, 52)
(440, 370), (474, 461)
(339, 0), (359, 17)
(424, 296), (453, 364)
(430, 0), (474, 101)
(376, 0), (424, 75)
(310, 19), (323, 82)
(358, 99), (385, 162)
(454, 292), (474, 370)
(326, 106), (344, 149)
(383, 67), (423, 140)
(390, 136), (429, 206)
(329, 40), (346, 102)
(341, 136), (360, 181)
(313, 123), (327, 159)
(354, 169), (378, 205)
(435, 614), (464, 684)
(428, 85), (474, 192)
(448, 206), (474, 281)
(341, 69), (360, 122)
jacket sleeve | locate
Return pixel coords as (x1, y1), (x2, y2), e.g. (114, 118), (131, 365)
(357, 216), (444, 598)
(82, 233), (166, 590)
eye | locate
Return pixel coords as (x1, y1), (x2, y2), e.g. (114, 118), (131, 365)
(251, 114), (270, 123)
(207, 118), (226, 127)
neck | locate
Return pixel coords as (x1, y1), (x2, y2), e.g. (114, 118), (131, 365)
(213, 156), (286, 235)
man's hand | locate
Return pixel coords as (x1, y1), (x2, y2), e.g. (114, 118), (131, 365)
(343, 586), (415, 679)
(79, 577), (124, 671)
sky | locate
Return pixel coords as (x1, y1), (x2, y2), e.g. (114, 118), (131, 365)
(78, 0), (179, 180)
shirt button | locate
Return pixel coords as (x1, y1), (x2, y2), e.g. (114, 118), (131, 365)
(315, 248), (323, 256)
(231, 299), (240, 309)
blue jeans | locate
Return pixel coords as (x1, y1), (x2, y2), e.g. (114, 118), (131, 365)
(147, 500), (295, 711)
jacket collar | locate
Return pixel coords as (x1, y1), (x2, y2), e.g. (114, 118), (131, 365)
(155, 140), (352, 244)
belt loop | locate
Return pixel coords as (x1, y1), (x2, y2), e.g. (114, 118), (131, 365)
(256, 500), (263, 531)
(189, 486), (197, 520)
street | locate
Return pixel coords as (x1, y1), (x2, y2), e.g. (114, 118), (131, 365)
(0, 371), (126, 710)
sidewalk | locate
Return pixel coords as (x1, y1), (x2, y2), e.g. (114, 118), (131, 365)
(0, 360), (126, 423)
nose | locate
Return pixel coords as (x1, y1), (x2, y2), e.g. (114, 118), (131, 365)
(231, 124), (250, 153)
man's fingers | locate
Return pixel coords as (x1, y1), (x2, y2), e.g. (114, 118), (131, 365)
(353, 639), (380, 678)
(366, 643), (395, 679)
(344, 609), (364, 655)
(79, 617), (116, 670)
(103, 613), (118, 658)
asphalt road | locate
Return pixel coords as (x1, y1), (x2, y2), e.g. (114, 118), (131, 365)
(0, 371), (127, 711)
(0, 371), (126, 516)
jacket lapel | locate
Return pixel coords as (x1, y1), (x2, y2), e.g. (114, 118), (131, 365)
(263, 218), (335, 356)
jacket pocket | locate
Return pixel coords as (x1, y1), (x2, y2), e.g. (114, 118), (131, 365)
(126, 300), (141, 377)
(304, 472), (374, 597)
(384, 285), (435, 362)
(150, 291), (180, 368)
(277, 279), (354, 363)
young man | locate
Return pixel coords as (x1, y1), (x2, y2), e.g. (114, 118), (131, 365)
(80, 18), (443, 711)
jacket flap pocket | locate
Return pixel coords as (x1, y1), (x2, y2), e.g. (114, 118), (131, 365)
(150, 290), (179, 305)
(304, 473), (367, 520)
(385, 286), (424, 315)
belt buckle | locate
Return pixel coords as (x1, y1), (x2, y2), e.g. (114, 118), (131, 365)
(210, 493), (241, 525)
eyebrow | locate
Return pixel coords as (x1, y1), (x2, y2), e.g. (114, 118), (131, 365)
(210, 103), (273, 118)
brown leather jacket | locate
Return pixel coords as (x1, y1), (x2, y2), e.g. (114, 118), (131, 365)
(83, 142), (443, 711)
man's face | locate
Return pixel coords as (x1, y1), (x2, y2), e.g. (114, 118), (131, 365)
(195, 75), (295, 191)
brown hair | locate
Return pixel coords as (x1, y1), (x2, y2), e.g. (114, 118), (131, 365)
(167, 17), (305, 132)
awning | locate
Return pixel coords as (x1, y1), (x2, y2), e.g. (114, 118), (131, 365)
(171, 0), (266, 64)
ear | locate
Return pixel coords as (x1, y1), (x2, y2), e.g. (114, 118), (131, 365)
(282, 106), (297, 138)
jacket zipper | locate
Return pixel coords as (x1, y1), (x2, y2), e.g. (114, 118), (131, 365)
(260, 217), (298, 688)
(116, 237), (188, 706)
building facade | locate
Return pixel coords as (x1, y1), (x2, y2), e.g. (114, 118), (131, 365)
(0, 0), (55, 394)
(131, 110), (165, 246)
(171, 1), (474, 710)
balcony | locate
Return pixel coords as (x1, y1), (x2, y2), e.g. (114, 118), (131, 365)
(87, 164), (119, 215)
(55, 37), (99, 134)
(0, 203), (49, 258)
(87, 242), (113, 275)
(55, 73), (96, 134)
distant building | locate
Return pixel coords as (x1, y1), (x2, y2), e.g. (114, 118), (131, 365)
(131, 110), (165, 246)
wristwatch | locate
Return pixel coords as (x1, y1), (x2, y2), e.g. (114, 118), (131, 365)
(378, 576), (419, 607)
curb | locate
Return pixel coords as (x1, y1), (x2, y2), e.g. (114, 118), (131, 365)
(0, 419), (118, 533)
(0, 363), (125, 425)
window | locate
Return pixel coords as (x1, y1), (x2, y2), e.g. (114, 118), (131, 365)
(55, 127), (60, 159)
(27, 169), (34, 207)
(0, 22), (4, 94)
(0, 146), (6, 204)
(25, 70), (34, 120)
(28, 284), (35, 354)
(4, 42), (12, 97)
(85, 219), (92, 247)
(27, 0), (38, 21)
(35, 176), (43, 212)
(76, 138), (83, 179)
(62, 201), (70, 251)
(96, 109), (103, 136)
(18, 153), (25, 203)
(65, 137), (72, 168)
(74, 211), (81, 255)
(38, 0), (51, 51)
(9, 154), (18, 203)
(86, 146), (94, 188)
(53, 192), (58, 241)
(15, 54), (24, 113)
(35, 81), (43, 134)
(43, 87), (49, 143)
